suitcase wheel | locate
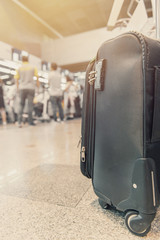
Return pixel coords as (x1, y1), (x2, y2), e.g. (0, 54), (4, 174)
(125, 211), (151, 237)
(98, 198), (109, 209)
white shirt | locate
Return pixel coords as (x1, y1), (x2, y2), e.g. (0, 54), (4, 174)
(48, 70), (63, 96)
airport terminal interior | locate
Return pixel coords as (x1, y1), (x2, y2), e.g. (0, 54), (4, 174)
(0, 0), (160, 239)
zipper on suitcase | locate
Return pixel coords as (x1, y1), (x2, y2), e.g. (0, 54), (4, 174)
(81, 146), (86, 162)
(81, 83), (95, 177)
(80, 59), (95, 178)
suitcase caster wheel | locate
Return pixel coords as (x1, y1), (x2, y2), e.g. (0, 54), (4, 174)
(125, 211), (151, 237)
(98, 198), (109, 209)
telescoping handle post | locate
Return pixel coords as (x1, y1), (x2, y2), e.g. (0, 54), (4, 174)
(155, 0), (160, 39)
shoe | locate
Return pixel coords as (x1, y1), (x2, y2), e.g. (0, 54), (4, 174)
(67, 117), (74, 120)
(29, 122), (36, 126)
(18, 123), (22, 128)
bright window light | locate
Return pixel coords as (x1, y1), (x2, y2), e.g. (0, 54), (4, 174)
(21, 50), (29, 57)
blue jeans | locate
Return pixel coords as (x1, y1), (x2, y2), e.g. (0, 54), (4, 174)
(50, 96), (64, 121)
(18, 89), (35, 124)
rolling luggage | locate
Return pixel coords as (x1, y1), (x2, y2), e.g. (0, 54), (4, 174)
(80, 32), (160, 236)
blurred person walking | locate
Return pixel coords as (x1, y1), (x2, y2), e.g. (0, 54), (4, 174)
(14, 56), (39, 127)
(48, 63), (64, 122)
(0, 79), (7, 125)
(63, 75), (77, 120)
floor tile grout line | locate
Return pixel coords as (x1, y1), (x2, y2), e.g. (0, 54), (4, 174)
(0, 192), (92, 210)
(74, 184), (92, 208)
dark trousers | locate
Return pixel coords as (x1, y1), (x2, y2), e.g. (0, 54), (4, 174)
(50, 96), (64, 121)
(18, 89), (35, 124)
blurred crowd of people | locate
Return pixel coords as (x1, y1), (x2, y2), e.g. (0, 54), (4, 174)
(0, 57), (83, 127)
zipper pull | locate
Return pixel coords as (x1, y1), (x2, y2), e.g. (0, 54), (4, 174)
(88, 70), (97, 85)
(81, 146), (86, 162)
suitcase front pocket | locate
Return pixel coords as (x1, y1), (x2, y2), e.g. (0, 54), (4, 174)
(81, 59), (106, 177)
(151, 67), (160, 142)
(81, 60), (95, 178)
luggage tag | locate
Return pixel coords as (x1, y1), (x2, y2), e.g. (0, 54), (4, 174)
(88, 59), (106, 91)
(94, 59), (106, 91)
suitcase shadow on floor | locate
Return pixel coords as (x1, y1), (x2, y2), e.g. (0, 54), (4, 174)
(91, 199), (125, 227)
(91, 199), (160, 235)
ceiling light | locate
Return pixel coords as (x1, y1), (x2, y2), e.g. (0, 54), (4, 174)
(0, 67), (11, 74)
(39, 77), (48, 83)
(10, 70), (16, 75)
(0, 60), (20, 69)
(0, 75), (10, 80)
(12, 0), (63, 39)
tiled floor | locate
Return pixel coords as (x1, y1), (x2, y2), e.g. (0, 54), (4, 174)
(0, 119), (160, 240)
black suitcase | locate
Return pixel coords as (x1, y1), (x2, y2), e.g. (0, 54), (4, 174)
(80, 32), (160, 236)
